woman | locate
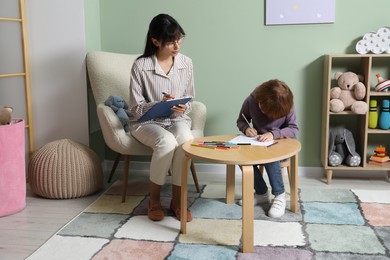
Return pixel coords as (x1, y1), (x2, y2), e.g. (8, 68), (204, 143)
(129, 14), (194, 222)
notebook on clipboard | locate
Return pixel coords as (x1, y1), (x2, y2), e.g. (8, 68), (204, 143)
(138, 96), (192, 122)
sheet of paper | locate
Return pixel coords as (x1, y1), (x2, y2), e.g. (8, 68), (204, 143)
(229, 135), (274, 146)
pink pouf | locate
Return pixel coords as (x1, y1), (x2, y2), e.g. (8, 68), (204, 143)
(0, 119), (26, 217)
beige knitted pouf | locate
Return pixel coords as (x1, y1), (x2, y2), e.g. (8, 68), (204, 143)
(28, 139), (103, 199)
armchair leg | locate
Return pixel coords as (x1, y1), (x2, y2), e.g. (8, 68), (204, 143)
(113, 154), (200, 201)
(122, 155), (130, 203)
(190, 161), (201, 193)
(108, 153), (122, 183)
(259, 165), (264, 175)
(170, 161), (200, 193)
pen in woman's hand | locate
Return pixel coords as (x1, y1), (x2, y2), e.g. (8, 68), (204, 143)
(162, 92), (175, 101)
(162, 92), (168, 101)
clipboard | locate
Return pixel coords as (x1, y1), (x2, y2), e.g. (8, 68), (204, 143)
(138, 96), (192, 122)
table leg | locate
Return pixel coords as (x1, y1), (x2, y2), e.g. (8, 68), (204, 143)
(241, 165), (254, 253)
(290, 154), (299, 213)
(180, 155), (192, 234)
(226, 165), (235, 204)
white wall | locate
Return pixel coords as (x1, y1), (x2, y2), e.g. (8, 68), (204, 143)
(25, 0), (88, 149)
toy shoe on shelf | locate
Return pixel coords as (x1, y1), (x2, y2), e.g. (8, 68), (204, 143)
(369, 146), (390, 164)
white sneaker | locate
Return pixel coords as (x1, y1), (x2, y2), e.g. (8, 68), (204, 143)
(238, 191), (271, 206)
(268, 193), (286, 218)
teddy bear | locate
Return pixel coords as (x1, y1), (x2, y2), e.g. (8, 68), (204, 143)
(104, 96), (131, 132)
(329, 71), (368, 114)
(328, 126), (361, 167)
(0, 106), (13, 125)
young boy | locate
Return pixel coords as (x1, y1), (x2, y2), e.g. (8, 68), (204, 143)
(237, 79), (299, 218)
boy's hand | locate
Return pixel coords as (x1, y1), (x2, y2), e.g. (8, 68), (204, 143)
(245, 127), (258, 137)
(258, 132), (274, 142)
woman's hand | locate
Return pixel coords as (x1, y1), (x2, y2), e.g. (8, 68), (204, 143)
(245, 127), (258, 137)
(172, 104), (186, 114)
(258, 132), (274, 142)
(162, 93), (175, 101)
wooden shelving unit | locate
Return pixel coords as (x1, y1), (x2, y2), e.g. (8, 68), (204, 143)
(321, 54), (390, 184)
(0, 0), (34, 155)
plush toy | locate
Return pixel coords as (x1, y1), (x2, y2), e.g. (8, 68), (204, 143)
(104, 96), (131, 132)
(328, 126), (361, 167)
(369, 146), (389, 163)
(329, 71), (368, 114)
(0, 106), (13, 125)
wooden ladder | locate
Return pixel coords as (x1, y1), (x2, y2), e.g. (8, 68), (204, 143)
(0, 0), (34, 155)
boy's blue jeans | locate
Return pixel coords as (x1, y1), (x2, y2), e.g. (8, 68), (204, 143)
(253, 161), (285, 196)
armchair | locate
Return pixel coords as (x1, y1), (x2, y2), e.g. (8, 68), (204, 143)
(86, 51), (206, 202)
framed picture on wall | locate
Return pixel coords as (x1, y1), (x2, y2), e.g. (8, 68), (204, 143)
(265, 0), (335, 25)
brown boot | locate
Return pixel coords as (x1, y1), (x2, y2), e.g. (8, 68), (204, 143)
(171, 185), (192, 222)
(148, 182), (164, 221)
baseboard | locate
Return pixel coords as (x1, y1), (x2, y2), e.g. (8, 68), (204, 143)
(102, 160), (389, 181)
(102, 160), (323, 178)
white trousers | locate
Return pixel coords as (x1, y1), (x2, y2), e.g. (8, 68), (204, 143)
(131, 122), (193, 186)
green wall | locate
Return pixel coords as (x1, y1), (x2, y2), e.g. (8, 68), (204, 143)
(84, 0), (101, 52)
(84, 0), (390, 167)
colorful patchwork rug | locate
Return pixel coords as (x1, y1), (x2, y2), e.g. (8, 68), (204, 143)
(27, 177), (390, 260)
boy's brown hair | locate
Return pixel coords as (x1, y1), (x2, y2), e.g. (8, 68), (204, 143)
(254, 79), (294, 120)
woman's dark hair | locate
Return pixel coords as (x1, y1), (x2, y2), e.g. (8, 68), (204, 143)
(254, 79), (294, 120)
(139, 14), (185, 58)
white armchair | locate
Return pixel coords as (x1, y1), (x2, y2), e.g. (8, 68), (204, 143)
(86, 51), (206, 202)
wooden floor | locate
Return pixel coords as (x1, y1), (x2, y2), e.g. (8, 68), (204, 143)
(1, 168), (389, 260)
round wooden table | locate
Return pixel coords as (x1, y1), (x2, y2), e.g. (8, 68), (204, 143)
(180, 134), (301, 253)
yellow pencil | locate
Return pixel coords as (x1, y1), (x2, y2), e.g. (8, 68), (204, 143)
(191, 143), (216, 149)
